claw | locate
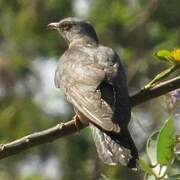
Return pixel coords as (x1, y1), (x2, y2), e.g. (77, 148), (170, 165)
(73, 114), (81, 131)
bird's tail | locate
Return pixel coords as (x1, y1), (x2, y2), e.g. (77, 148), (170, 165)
(89, 123), (138, 169)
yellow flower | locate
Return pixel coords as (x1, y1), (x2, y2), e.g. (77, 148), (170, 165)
(170, 49), (180, 63)
(154, 49), (180, 64)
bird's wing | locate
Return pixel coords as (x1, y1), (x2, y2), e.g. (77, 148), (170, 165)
(55, 47), (130, 133)
(65, 64), (120, 133)
(96, 46), (131, 127)
(105, 53), (131, 127)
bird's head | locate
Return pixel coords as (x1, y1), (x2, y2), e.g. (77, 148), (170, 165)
(47, 17), (98, 46)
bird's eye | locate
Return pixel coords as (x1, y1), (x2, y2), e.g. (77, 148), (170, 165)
(62, 23), (73, 31)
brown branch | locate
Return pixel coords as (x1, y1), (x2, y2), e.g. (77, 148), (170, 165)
(130, 76), (180, 106)
(0, 76), (180, 160)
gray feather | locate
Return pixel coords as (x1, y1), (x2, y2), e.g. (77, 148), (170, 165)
(90, 123), (131, 165)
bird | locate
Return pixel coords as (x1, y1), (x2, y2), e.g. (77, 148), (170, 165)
(47, 17), (138, 169)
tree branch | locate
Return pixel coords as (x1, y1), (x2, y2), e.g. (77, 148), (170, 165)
(0, 76), (180, 160)
(130, 76), (180, 106)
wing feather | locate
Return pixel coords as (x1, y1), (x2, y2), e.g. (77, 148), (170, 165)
(55, 46), (130, 133)
(67, 85), (120, 132)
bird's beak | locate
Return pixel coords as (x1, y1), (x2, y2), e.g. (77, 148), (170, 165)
(47, 22), (59, 30)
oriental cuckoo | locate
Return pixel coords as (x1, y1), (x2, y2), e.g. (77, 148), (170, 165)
(47, 17), (138, 169)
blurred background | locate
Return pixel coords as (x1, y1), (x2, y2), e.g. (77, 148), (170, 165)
(0, 0), (179, 179)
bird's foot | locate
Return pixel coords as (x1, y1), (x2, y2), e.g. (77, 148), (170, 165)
(73, 115), (81, 132)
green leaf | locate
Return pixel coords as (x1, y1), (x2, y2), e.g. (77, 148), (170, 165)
(139, 159), (154, 175)
(174, 136), (180, 161)
(157, 117), (175, 165)
(166, 174), (180, 180)
(144, 173), (155, 180)
(146, 131), (159, 165)
(154, 50), (172, 62)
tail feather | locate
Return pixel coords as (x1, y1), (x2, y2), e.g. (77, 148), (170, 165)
(89, 123), (138, 169)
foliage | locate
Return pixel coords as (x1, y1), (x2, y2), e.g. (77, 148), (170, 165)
(154, 49), (180, 63)
(144, 49), (180, 89)
(139, 118), (179, 179)
(156, 118), (175, 165)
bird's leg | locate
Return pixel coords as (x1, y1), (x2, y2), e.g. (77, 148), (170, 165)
(73, 114), (81, 131)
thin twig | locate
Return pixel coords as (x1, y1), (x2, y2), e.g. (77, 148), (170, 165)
(130, 76), (180, 106)
(144, 64), (180, 89)
(0, 76), (180, 160)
